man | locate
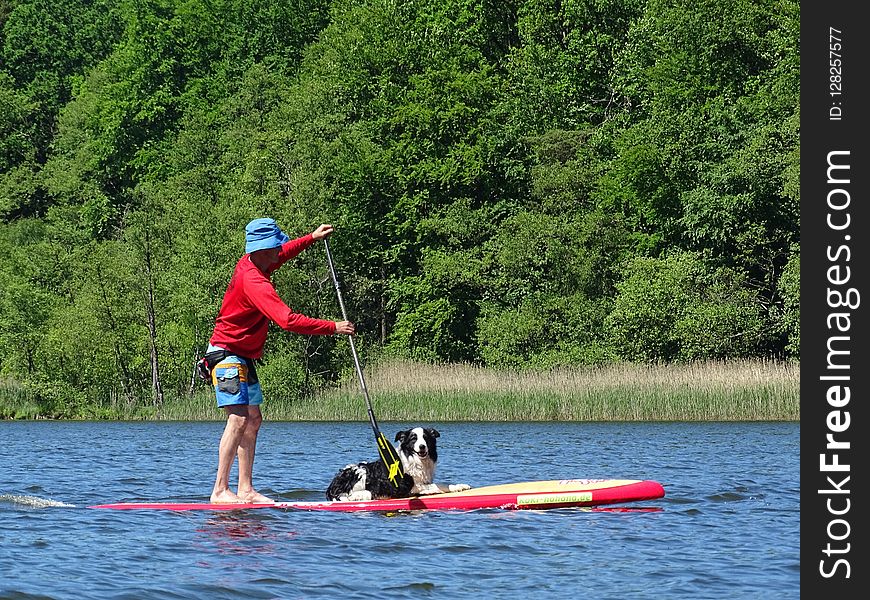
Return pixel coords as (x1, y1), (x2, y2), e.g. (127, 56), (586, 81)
(206, 218), (354, 504)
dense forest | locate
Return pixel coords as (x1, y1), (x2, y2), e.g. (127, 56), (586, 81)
(0, 0), (799, 414)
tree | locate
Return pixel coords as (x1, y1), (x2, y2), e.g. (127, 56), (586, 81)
(775, 245), (799, 357)
(604, 252), (766, 361)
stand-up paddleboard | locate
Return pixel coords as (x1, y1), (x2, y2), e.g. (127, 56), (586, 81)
(89, 479), (664, 512)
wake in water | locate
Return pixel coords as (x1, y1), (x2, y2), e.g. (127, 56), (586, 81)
(0, 493), (75, 508)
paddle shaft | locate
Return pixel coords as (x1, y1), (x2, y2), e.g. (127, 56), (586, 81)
(323, 240), (378, 431)
(323, 239), (404, 486)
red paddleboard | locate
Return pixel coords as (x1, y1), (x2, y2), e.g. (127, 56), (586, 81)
(89, 479), (664, 512)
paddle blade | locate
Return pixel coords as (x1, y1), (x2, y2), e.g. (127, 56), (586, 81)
(376, 432), (406, 488)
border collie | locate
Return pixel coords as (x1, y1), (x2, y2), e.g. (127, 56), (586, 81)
(325, 427), (471, 501)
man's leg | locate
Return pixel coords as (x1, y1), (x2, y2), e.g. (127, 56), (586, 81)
(211, 405), (248, 503)
(236, 405), (273, 503)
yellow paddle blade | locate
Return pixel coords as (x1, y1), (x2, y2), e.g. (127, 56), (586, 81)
(377, 433), (405, 488)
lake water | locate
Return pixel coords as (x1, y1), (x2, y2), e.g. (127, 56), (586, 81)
(1, 420), (798, 599)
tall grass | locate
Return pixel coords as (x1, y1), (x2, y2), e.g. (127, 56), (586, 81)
(276, 358), (799, 422)
(3, 359), (799, 422)
(0, 379), (41, 419)
(156, 388), (221, 421)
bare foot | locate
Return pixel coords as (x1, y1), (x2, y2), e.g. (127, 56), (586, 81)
(211, 489), (244, 504)
(239, 489), (274, 504)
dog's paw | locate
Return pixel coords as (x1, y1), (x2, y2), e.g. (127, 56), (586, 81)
(414, 484), (441, 496)
(345, 490), (373, 501)
(448, 483), (471, 492)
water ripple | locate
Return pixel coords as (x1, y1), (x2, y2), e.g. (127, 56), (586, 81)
(0, 494), (75, 508)
(0, 420), (798, 599)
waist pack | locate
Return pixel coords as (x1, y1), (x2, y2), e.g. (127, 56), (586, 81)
(195, 349), (258, 384)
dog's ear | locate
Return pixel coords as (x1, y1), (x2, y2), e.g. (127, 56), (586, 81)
(394, 429), (409, 443)
(425, 427), (440, 439)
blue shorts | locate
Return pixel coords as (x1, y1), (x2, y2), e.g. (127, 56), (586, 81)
(212, 355), (263, 408)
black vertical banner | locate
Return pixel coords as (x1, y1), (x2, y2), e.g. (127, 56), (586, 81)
(801, 1), (868, 596)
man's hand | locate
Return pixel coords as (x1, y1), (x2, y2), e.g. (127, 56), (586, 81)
(334, 320), (355, 335)
(312, 224), (334, 240)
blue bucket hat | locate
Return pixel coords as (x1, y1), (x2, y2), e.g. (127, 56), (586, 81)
(245, 218), (289, 254)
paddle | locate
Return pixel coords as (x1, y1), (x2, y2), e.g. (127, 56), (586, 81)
(323, 238), (406, 490)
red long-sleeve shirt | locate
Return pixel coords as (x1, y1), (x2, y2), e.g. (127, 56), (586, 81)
(209, 233), (336, 359)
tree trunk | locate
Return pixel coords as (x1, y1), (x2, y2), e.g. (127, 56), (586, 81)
(188, 322), (201, 396)
(380, 265), (387, 343)
(146, 292), (163, 407)
(97, 278), (134, 403)
(142, 228), (164, 408)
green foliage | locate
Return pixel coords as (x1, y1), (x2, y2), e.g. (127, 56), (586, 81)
(0, 0), (800, 413)
(0, 0), (123, 224)
(614, 0), (779, 114)
(387, 247), (483, 362)
(0, 219), (58, 376)
(776, 245), (799, 356)
(604, 252), (766, 361)
(477, 293), (610, 368)
(0, 71), (36, 169)
(505, 0), (644, 131)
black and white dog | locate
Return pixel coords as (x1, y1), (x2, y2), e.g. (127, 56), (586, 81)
(325, 427), (471, 501)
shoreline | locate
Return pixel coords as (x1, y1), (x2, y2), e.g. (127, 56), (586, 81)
(3, 358), (798, 422)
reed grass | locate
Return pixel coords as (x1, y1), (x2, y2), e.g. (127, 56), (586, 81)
(155, 388), (219, 421)
(268, 358), (799, 422)
(0, 379), (41, 419)
(2, 359), (800, 422)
